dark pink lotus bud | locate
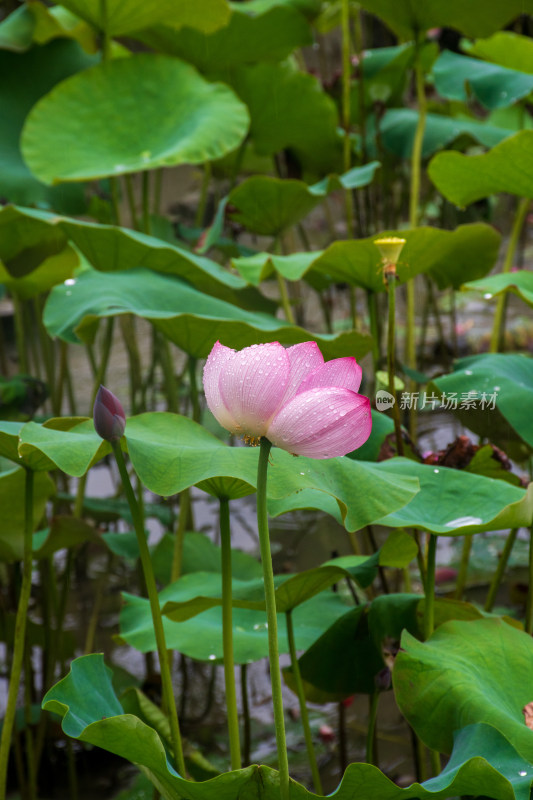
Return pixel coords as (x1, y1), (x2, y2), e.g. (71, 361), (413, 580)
(93, 385), (126, 442)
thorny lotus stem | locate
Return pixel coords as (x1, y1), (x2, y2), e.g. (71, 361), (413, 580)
(257, 438), (290, 800)
(484, 529), (518, 612)
(220, 497), (242, 770)
(385, 271), (404, 456)
(489, 196), (530, 353)
(423, 534), (437, 641)
(0, 469), (34, 796)
(285, 610), (323, 794)
(111, 441), (187, 777)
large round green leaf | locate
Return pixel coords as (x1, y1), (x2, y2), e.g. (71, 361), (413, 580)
(433, 50), (533, 110)
(375, 457), (533, 534)
(428, 130), (533, 206)
(54, 0), (231, 37)
(6, 204), (273, 312)
(44, 654), (531, 800)
(120, 576), (353, 663)
(43, 266), (373, 359)
(0, 39), (92, 209)
(0, 248), (78, 299)
(22, 53), (250, 183)
(229, 60), (341, 173)
(463, 270), (533, 313)
(123, 413), (420, 529)
(356, 0), (533, 40)
(285, 594), (509, 703)
(227, 163), (380, 236)
(233, 224), (500, 292)
(138, 3), (312, 71)
(466, 31), (533, 73)
(19, 418), (110, 475)
(429, 353), (533, 452)
(0, 459), (55, 561)
(374, 108), (512, 159)
(394, 618), (533, 760)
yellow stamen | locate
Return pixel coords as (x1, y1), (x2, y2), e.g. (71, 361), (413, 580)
(244, 434), (262, 447)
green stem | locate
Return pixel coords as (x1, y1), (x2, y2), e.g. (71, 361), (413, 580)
(340, 0), (354, 236)
(386, 273), (404, 456)
(365, 691), (379, 766)
(12, 294), (29, 373)
(153, 169), (163, 216)
(125, 173), (140, 230)
(188, 357), (201, 423)
(0, 469), (34, 797)
(423, 534), (437, 640)
(276, 271), (295, 324)
(256, 438), (290, 800)
(195, 161), (212, 228)
(111, 441), (186, 776)
(110, 177), (121, 226)
(285, 610), (322, 794)
(406, 44), (427, 442)
(240, 665), (251, 766)
(367, 290), (381, 373)
(142, 171), (151, 234)
(526, 527), (533, 636)
(484, 529), (518, 612)
(157, 333), (179, 413)
(454, 534), (473, 600)
(171, 489), (190, 583)
(220, 497), (242, 771)
(489, 197), (530, 352)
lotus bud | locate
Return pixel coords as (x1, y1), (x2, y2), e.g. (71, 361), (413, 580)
(93, 385), (126, 442)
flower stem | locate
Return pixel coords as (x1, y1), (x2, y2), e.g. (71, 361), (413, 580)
(285, 610), (322, 794)
(385, 272), (404, 456)
(365, 691), (379, 765)
(406, 43), (427, 442)
(454, 534), (472, 600)
(256, 438), (290, 800)
(340, 0), (354, 236)
(423, 534), (437, 640)
(489, 196), (530, 353)
(526, 527), (533, 636)
(0, 469), (34, 797)
(219, 497), (242, 771)
(111, 441), (186, 777)
(484, 529), (518, 612)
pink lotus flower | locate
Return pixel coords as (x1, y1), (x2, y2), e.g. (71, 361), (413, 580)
(203, 341), (372, 459)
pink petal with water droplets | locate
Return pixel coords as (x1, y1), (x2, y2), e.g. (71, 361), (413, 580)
(268, 387), (372, 458)
(203, 341), (240, 434)
(297, 357), (362, 395)
(281, 341), (324, 404)
(219, 342), (290, 437)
